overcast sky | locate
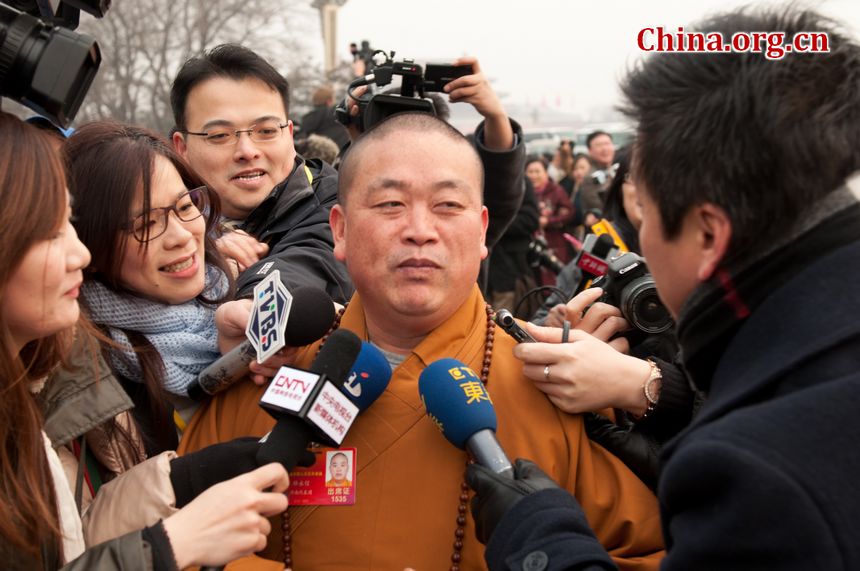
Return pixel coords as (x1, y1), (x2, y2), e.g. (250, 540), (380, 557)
(333, 0), (860, 126)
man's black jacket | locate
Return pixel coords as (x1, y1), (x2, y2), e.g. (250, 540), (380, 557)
(236, 156), (353, 303)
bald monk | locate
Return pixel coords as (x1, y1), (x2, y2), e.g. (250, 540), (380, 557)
(179, 112), (665, 571)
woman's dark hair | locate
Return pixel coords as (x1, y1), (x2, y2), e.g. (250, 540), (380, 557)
(601, 147), (640, 253)
(65, 121), (235, 449)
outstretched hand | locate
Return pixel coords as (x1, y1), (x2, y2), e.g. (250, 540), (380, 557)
(444, 57), (513, 150)
(163, 462), (289, 569)
(514, 323), (652, 415)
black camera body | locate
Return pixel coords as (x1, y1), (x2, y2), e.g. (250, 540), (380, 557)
(527, 235), (565, 275)
(335, 50), (472, 133)
(0, 0), (107, 126)
(592, 252), (673, 334)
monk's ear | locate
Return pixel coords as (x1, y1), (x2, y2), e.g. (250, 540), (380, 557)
(479, 206), (489, 261)
(330, 204), (347, 262)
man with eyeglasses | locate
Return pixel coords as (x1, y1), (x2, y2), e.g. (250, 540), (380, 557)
(170, 44), (353, 303)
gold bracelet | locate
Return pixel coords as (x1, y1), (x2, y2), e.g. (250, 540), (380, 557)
(639, 359), (662, 419)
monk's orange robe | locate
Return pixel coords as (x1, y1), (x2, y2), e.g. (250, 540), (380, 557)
(179, 286), (665, 570)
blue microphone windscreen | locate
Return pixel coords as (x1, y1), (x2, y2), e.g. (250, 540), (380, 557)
(341, 342), (392, 411)
(418, 358), (497, 449)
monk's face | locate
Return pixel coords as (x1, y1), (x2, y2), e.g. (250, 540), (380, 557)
(330, 129), (488, 336)
(330, 454), (349, 481)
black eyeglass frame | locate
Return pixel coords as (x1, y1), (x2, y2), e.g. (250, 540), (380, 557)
(181, 121), (290, 146)
(122, 186), (210, 243)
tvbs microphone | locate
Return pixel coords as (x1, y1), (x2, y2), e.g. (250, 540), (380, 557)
(187, 284), (335, 400)
(418, 358), (513, 477)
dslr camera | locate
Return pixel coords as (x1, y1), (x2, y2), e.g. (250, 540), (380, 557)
(0, 0), (108, 126)
(335, 49), (472, 133)
(591, 252), (673, 334)
(527, 235), (565, 275)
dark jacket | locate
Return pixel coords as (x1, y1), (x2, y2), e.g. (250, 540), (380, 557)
(484, 205), (860, 570)
(300, 104), (350, 148)
(474, 119), (527, 294)
(655, 238), (860, 570)
(488, 179), (539, 293)
(237, 156), (354, 303)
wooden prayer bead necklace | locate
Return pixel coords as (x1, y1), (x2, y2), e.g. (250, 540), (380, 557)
(281, 303), (497, 571)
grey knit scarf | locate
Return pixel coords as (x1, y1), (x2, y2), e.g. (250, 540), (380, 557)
(81, 265), (229, 396)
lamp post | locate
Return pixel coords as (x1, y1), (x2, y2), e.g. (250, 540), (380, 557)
(312, 0), (349, 74)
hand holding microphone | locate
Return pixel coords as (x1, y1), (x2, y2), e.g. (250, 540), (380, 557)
(189, 279), (336, 400)
(418, 358), (561, 544)
(466, 459), (561, 544)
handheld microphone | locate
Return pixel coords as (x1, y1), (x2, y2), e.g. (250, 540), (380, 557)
(187, 285), (335, 400)
(571, 233), (617, 297)
(418, 358), (513, 477)
(256, 329), (362, 469)
(340, 341), (392, 409)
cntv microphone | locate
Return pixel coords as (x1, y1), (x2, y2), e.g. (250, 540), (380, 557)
(255, 332), (393, 470)
(188, 281), (335, 400)
(418, 358), (513, 476)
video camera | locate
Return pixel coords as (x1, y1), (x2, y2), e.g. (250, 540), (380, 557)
(335, 49), (472, 133)
(0, 0), (108, 127)
(591, 252), (673, 334)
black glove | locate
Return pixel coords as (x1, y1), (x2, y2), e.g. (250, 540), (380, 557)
(584, 413), (660, 492)
(169, 437), (261, 508)
(466, 458), (561, 544)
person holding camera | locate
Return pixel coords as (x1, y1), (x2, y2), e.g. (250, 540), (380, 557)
(467, 7), (860, 569)
(0, 113), (290, 571)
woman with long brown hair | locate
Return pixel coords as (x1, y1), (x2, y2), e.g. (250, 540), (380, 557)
(0, 112), (289, 570)
(64, 121), (288, 452)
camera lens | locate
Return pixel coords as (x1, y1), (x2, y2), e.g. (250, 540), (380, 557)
(620, 277), (673, 334)
(0, 5), (101, 126)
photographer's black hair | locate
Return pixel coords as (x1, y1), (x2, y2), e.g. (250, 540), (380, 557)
(170, 44), (290, 131)
(338, 112), (483, 205)
(620, 7), (860, 262)
(586, 130), (612, 149)
(601, 147), (640, 252)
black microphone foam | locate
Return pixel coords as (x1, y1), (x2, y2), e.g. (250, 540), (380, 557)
(307, 328), (362, 379)
(282, 286), (337, 346)
(592, 233), (614, 259)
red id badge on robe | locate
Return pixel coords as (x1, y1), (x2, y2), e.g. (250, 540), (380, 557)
(288, 447), (357, 506)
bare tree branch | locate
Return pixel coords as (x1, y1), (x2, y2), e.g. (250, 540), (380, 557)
(76, 0), (322, 134)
